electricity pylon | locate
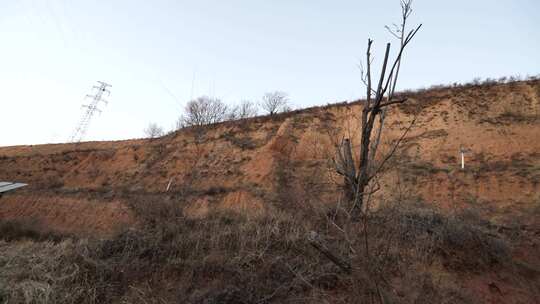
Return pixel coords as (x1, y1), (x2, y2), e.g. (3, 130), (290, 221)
(69, 81), (111, 143)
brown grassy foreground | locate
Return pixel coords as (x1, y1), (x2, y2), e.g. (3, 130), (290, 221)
(1, 195), (537, 303)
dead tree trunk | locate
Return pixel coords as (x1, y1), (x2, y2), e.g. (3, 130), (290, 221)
(335, 138), (357, 200)
(334, 11), (421, 218)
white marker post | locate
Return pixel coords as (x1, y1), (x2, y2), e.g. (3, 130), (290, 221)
(461, 149), (465, 170)
(166, 178), (174, 192)
(459, 146), (471, 170)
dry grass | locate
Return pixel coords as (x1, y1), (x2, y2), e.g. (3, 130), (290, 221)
(0, 193), (524, 303)
(0, 219), (67, 243)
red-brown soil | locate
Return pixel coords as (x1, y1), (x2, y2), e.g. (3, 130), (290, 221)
(1, 80), (539, 303)
(1, 80), (538, 235)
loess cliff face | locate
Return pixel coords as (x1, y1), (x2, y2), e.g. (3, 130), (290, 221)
(0, 80), (539, 236)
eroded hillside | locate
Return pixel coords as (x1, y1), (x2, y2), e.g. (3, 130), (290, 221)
(1, 80), (539, 236)
(1, 80), (540, 303)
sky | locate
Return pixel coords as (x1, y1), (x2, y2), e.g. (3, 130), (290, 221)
(0, 0), (539, 146)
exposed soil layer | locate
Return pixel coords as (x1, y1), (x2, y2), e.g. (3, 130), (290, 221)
(1, 80), (539, 236)
(1, 80), (539, 303)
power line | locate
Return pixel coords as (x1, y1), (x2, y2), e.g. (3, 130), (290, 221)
(69, 81), (111, 143)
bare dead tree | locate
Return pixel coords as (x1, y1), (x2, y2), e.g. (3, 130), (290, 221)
(260, 91), (290, 115)
(228, 100), (259, 120)
(177, 96), (229, 128)
(308, 2), (422, 287)
(144, 123), (164, 139)
(334, 0), (421, 218)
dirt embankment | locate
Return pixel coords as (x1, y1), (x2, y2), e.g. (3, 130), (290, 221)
(1, 80), (539, 237)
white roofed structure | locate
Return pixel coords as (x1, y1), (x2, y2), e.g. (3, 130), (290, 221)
(0, 182), (28, 195)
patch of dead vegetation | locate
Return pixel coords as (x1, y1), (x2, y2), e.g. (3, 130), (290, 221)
(1, 194), (533, 303)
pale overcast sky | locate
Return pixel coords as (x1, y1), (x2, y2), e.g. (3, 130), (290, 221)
(1, 0), (539, 146)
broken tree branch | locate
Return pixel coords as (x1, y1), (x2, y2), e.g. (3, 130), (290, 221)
(307, 231), (352, 274)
